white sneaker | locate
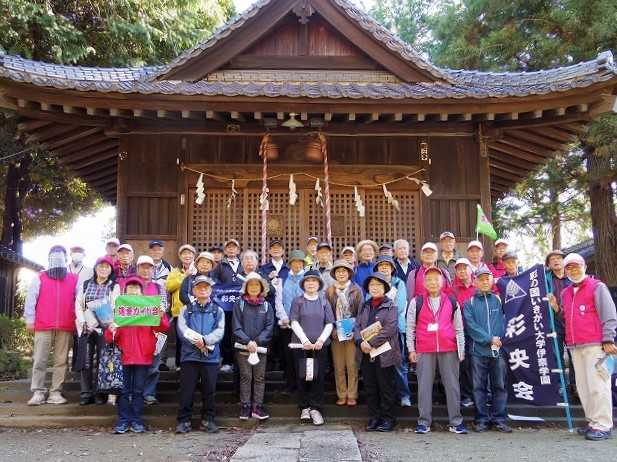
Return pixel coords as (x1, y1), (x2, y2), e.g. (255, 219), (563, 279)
(309, 409), (324, 426)
(220, 364), (233, 373)
(300, 407), (312, 421)
(46, 391), (68, 405)
(27, 391), (46, 406)
(107, 395), (117, 406)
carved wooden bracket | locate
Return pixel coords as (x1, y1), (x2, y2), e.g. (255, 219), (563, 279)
(292, 0), (315, 24)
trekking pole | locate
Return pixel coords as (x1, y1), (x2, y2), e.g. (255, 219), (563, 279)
(543, 274), (574, 432)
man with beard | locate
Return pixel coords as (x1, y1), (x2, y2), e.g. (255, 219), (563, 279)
(25, 245), (79, 405)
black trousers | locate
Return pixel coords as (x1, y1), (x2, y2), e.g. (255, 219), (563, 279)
(460, 336), (474, 401)
(177, 361), (218, 423)
(362, 355), (397, 422)
(281, 329), (297, 389)
(78, 331), (107, 398)
(222, 311), (234, 365)
(295, 348), (327, 413)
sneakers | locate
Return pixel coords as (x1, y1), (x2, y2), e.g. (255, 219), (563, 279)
(494, 423), (513, 433)
(107, 395), (117, 406)
(144, 395), (158, 405)
(46, 392), (68, 405)
(252, 405), (270, 420)
(200, 418), (218, 433)
(79, 395), (94, 406)
(175, 421), (192, 434)
(130, 422), (146, 433)
(336, 398), (347, 406)
(239, 403), (252, 420)
(474, 422), (489, 433)
(114, 423), (130, 434)
(576, 425), (591, 436)
(346, 399), (357, 407)
(159, 363), (170, 371)
(300, 408), (312, 422)
(366, 418), (381, 432)
(377, 419), (396, 432)
(400, 397), (412, 407)
(27, 391), (46, 406)
(94, 394), (107, 405)
(448, 424), (468, 435)
(309, 409), (324, 426)
(461, 397), (474, 408)
(414, 424), (430, 434)
(585, 429), (612, 441)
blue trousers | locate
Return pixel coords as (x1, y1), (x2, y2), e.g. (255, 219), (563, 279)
(395, 333), (411, 401)
(471, 354), (508, 425)
(144, 354), (161, 398)
(118, 365), (148, 426)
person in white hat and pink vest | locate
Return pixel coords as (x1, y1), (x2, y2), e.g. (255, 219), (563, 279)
(550, 253), (617, 441)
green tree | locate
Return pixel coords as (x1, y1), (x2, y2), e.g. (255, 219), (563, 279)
(424, 0), (617, 283)
(0, 0), (235, 250)
(369, 0), (434, 48)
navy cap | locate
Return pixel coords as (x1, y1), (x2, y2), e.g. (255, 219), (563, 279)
(475, 267), (493, 278)
(316, 242), (332, 251)
(270, 238), (283, 248)
(149, 240), (164, 248)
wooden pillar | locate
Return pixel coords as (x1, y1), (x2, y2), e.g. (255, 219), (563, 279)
(478, 124), (493, 261)
(116, 138), (129, 241)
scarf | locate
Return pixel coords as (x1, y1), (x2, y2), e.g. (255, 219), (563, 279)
(334, 280), (352, 319)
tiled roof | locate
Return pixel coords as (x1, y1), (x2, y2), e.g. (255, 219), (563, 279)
(0, 245), (44, 271)
(562, 239), (595, 260)
(1, 51), (615, 100)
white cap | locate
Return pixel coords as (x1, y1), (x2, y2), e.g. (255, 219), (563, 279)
(467, 240), (483, 250)
(105, 238), (120, 246)
(195, 251), (215, 264)
(421, 242), (438, 252)
(454, 258), (472, 268)
(118, 243), (133, 253)
(136, 255), (154, 266)
(495, 238), (509, 247)
(341, 246), (355, 255)
(563, 253), (586, 268)
(439, 231), (455, 240)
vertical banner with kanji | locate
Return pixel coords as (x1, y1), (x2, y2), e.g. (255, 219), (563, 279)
(498, 264), (562, 405)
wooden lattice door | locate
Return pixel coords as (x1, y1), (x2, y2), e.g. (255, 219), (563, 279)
(188, 186), (419, 257)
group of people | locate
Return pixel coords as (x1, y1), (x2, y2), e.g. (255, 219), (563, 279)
(23, 232), (617, 440)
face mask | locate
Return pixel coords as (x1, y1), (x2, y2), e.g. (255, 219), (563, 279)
(71, 252), (84, 264)
(567, 272), (586, 284)
(48, 251), (67, 269)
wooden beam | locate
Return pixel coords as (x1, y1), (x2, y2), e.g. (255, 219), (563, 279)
(347, 113), (356, 122)
(81, 168), (118, 183)
(58, 140), (119, 164)
(505, 129), (566, 151)
(364, 113), (379, 123)
(416, 113), (425, 122)
(439, 113), (448, 122)
(324, 112), (332, 122)
(489, 152), (541, 171)
(253, 112), (262, 120)
(527, 126), (575, 143)
(206, 110), (224, 122)
(276, 112), (285, 121)
(490, 168), (522, 183)
(62, 149), (118, 169)
(16, 107), (110, 126)
(17, 119), (51, 132)
(488, 143), (548, 164)
(43, 127), (102, 151)
(226, 55), (382, 70)
(498, 135), (557, 157)
(54, 135), (112, 156)
(230, 111), (246, 122)
(74, 159), (118, 178)
(26, 124), (76, 143)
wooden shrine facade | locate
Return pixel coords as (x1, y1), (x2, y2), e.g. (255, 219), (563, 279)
(1, 0), (617, 258)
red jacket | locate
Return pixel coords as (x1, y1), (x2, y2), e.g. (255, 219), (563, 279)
(447, 278), (476, 309)
(104, 316), (169, 365)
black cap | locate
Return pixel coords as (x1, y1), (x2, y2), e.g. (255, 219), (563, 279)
(316, 242), (332, 251)
(209, 244), (223, 252)
(269, 238), (283, 248)
(379, 243), (393, 251)
(149, 240), (164, 248)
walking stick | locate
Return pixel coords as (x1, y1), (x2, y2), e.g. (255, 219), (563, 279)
(543, 274), (574, 432)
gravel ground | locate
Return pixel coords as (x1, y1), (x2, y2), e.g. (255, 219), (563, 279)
(355, 426), (617, 461)
(0, 427), (252, 462)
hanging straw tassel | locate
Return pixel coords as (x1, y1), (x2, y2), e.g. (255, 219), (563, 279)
(354, 186), (365, 217)
(259, 134), (270, 265)
(319, 133), (332, 245)
(315, 178), (323, 207)
(226, 179), (238, 208)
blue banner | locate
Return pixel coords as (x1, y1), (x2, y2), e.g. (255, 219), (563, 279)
(498, 264), (562, 406)
(212, 283), (242, 312)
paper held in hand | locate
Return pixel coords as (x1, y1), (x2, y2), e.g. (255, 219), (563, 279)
(360, 321), (391, 358)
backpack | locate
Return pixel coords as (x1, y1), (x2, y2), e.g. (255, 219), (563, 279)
(415, 294), (459, 322)
(238, 298), (270, 314)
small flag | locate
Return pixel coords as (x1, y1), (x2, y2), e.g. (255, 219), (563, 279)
(476, 204), (497, 240)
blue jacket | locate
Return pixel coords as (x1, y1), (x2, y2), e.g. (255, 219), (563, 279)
(282, 270), (304, 318)
(353, 261), (374, 294)
(390, 276), (408, 333)
(259, 260), (290, 284)
(178, 300), (225, 364)
(463, 291), (505, 358)
(394, 258), (418, 283)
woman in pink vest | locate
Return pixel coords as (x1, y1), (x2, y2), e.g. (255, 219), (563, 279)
(407, 266), (466, 435)
(550, 253), (617, 441)
(24, 245), (78, 406)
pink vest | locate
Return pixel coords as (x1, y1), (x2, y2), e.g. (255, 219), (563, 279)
(415, 294), (458, 353)
(34, 272), (78, 332)
(561, 277), (603, 346)
(142, 281), (161, 296)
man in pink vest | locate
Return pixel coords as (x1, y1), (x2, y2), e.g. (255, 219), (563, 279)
(24, 245), (78, 405)
(551, 253), (617, 441)
(407, 267), (466, 434)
